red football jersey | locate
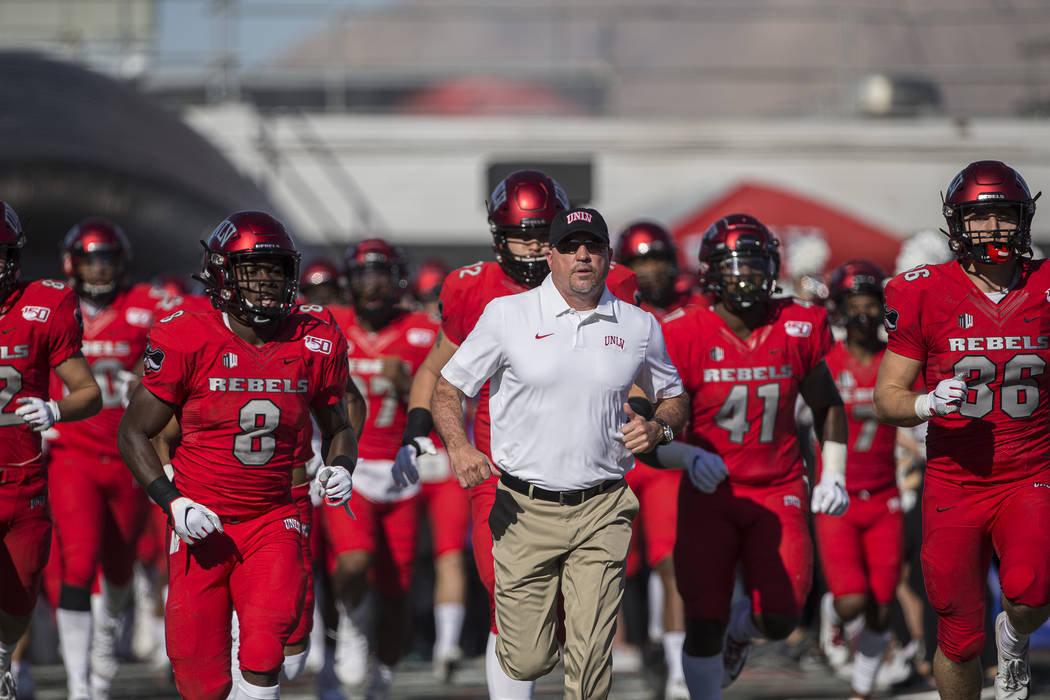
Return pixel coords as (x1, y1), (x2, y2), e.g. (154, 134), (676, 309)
(663, 298), (833, 486)
(48, 283), (169, 457)
(439, 261), (639, 457)
(141, 307), (349, 518)
(885, 259), (1050, 483)
(0, 280), (83, 468)
(824, 341), (897, 493)
(343, 308), (438, 460)
(641, 289), (710, 323)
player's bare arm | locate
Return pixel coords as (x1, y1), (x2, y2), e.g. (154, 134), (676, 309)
(52, 353), (103, 421)
(312, 397), (358, 466)
(873, 350), (927, 428)
(149, 415), (181, 465)
(117, 386), (176, 489)
(799, 360), (847, 445)
(432, 375), (496, 488)
(406, 330), (459, 411)
(344, 375), (367, 437)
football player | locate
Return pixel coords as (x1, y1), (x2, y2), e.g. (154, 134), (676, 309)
(299, 259), (344, 307)
(117, 211), (355, 700)
(47, 219), (174, 700)
(391, 170), (639, 699)
(613, 220), (704, 699)
(656, 214), (848, 698)
(0, 202), (102, 700)
(874, 161), (1050, 700)
(320, 238), (437, 697)
(817, 260), (902, 699)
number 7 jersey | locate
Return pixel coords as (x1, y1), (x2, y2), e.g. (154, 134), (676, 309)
(141, 307), (349, 518)
(884, 259), (1050, 483)
(662, 298), (833, 486)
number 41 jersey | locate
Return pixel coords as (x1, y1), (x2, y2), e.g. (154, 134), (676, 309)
(662, 298), (833, 486)
(884, 259), (1050, 483)
(141, 307), (349, 518)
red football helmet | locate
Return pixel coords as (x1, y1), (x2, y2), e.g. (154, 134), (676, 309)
(410, 258), (449, 301)
(197, 211), (301, 325)
(487, 169), (569, 287)
(698, 213), (781, 309)
(299, 259), (342, 290)
(828, 259), (887, 331)
(61, 218), (131, 301)
(344, 238), (408, 284)
(942, 160), (1040, 264)
(345, 238), (408, 324)
(0, 202), (25, 298)
(614, 221), (678, 265)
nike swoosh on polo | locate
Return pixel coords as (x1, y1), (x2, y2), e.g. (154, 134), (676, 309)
(535, 333), (554, 339)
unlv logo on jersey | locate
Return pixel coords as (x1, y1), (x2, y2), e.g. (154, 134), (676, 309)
(958, 314), (974, 329)
(304, 335), (332, 355)
(21, 306), (50, 323)
(143, 343), (165, 373)
(212, 220), (238, 247)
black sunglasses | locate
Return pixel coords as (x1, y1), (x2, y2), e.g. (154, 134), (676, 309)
(554, 238), (607, 255)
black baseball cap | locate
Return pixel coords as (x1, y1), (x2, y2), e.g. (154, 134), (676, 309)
(548, 207), (610, 249)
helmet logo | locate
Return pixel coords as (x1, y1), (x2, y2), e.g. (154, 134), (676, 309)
(2, 204), (19, 236)
(212, 220), (238, 247)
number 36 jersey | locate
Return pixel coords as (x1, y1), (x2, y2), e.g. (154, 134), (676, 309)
(141, 307), (349, 518)
(662, 298), (833, 486)
(885, 259), (1050, 483)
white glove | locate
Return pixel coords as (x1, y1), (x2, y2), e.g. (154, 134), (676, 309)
(115, 369), (139, 409)
(915, 374), (967, 419)
(317, 465), (353, 507)
(169, 497), (223, 544)
(15, 397), (60, 432)
(811, 475), (850, 516)
(392, 436), (436, 489)
(656, 441), (729, 494)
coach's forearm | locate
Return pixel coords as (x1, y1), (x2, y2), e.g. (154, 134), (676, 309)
(653, 392), (690, 436)
(431, 376), (470, 451)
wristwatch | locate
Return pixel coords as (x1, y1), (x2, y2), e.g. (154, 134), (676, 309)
(652, 418), (674, 446)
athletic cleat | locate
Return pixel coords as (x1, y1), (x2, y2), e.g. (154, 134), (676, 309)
(665, 675), (690, 700)
(722, 598), (753, 688)
(433, 644), (463, 683)
(0, 671), (16, 700)
(819, 592), (850, 669)
(91, 612), (120, 699)
(335, 603), (369, 687)
(995, 611), (1031, 700)
(364, 662), (392, 700)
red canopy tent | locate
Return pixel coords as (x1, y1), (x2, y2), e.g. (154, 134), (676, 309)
(670, 181), (903, 277)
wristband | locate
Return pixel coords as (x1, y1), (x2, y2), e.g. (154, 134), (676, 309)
(146, 476), (183, 517)
(402, 407), (434, 444)
(821, 440), (847, 480)
(330, 455), (357, 476)
(914, 393), (933, 421)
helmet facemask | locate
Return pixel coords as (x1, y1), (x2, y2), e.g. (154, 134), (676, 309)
(629, 255), (678, 308)
(944, 200), (1033, 265)
(223, 251), (300, 326)
(0, 243), (22, 302)
(72, 250), (122, 303)
(708, 254), (779, 310)
(348, 263), (403, 327)
(492, 225), (550, 288)
(839, 291), (884, 341)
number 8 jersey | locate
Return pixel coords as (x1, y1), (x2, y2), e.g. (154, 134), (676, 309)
(662, 298), (833, 486)
(141, 307), (349, 518)
(884, 259), (1050, 483)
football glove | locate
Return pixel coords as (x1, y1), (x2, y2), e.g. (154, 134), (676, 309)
(170, 497), (222, 545)
(392, 436), (436, 488)
(15, 397), (60, 432)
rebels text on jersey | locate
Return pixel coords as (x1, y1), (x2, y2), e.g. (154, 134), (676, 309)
(345, 308), (437, 460)
(663, 298), (833, 486)
(885, 260), (1050, 483)
(0, 280), (83, 467)
(48, 283), (169, 457)
(141, 308), (349, 518)
(440, 260), (640, 457)
(824, 341), (897, 493)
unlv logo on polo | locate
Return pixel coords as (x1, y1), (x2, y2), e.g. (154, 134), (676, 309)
(565, 211), (593, 225)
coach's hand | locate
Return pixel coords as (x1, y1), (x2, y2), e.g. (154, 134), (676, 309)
(170, 497), (223, 544)
(811, 475), (850, 517)
(916, 374), (967, 419)
(317, 465), (353, 507)
(392, 436), (436, 488)
(448, 444), (497, 488)
(621, 402), (662, 453)
(15, 397), (60, 432)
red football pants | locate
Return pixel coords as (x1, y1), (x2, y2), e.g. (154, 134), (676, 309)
(0, 471), (51, 617)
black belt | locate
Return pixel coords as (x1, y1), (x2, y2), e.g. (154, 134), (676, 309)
(499, 471), (624, 506)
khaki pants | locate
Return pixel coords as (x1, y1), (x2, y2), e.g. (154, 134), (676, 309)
(490, 479), (638, 700)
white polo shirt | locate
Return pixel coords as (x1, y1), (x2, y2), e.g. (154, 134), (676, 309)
(441, 273), (684, 490)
